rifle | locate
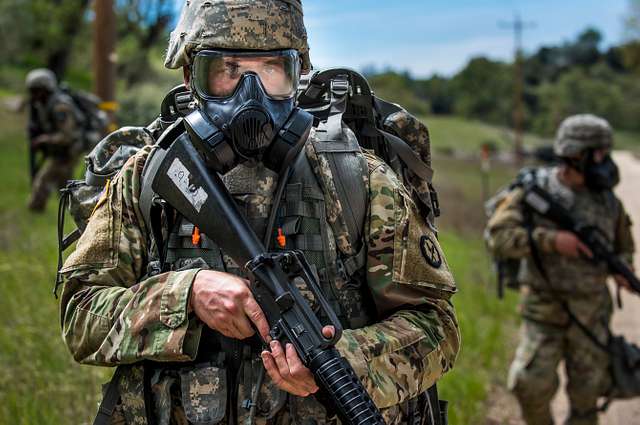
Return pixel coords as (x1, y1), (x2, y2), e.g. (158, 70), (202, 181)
(521, 183), (640, 295)
(27, 105), (44, 182)
(150, 129), (385, 425)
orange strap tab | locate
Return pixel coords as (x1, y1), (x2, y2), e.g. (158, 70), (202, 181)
(277, 228), (286, 248)
(192, 226), (201, 246)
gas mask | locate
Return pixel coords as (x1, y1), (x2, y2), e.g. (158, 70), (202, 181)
(583, 151), (620, 191)
(184, 49), (312, 174)
(565, 149), (620, 191)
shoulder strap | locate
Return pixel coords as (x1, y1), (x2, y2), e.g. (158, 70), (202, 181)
(92, 366), (124, 425)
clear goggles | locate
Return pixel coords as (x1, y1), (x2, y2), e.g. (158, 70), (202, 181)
(192, 49), (301, 100)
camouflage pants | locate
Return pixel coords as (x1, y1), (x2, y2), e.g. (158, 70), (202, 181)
(28, 156), (77, 211)
(508, 305), (611, 425)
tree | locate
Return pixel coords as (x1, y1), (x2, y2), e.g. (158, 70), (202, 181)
(450, 57), (514, 126)
(116, 0), (175, 86)
(0, 0), (91, 78)
(623, 0), (640, 74)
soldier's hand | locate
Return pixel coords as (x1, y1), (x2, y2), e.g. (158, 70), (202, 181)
(554, 230), (593, 259)
(32, 134), (49, 147)
(260, 326), (335, 397)
(190, 270), (270, 341)
(614, 274), (632, 292)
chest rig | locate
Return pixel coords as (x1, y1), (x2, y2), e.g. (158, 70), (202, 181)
(138, 129), (376, 423)
(154, 144), (374, 330)
(524, 167), (620, 293)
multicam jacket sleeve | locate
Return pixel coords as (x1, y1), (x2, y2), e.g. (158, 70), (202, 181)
(60, 145), (203, 365)
(485, 187), (558, 259)
(336, 155), (461, 409)
(486, 186), (635, 265)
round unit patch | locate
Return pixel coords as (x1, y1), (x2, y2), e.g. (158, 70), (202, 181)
(419, 235), (442, 268)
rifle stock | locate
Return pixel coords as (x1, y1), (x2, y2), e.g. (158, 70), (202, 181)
(151, 132), (386, 425)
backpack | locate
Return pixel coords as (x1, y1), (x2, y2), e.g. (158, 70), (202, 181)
(483, 168), (540, 298)
(59, 83), (110, 150)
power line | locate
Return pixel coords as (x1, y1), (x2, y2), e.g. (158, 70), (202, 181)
(499, 13), (536, 164)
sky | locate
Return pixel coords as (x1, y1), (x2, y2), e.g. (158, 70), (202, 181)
(303, 0), (631, 78)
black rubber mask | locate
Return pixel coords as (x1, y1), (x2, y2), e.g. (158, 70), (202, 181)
(204, 73), (295, 157)
(183, 72), (313, 175)
(584, 153), (620, 191)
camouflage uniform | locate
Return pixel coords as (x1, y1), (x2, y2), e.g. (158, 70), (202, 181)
(59, 1), (460, 424)
(26, 70), (84, 211)
(485, 116), (635, 425)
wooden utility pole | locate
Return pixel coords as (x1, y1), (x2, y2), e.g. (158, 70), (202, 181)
(500, 14), (535, 164)
(93, 0), (118, 130)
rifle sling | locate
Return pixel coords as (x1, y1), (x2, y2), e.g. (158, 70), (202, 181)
(523, 209), (611, 354)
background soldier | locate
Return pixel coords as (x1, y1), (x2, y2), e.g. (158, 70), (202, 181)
(25, 68), (85, 212)
(485, 114), (635, 425)
(58, 0), (460, 424)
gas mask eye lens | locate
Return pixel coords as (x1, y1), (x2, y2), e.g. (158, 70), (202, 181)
(193, 50), (300, 100)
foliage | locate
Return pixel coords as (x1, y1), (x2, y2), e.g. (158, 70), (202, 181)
(369, 26), (640, 141)
(368, 72), (431, 116)
(0, 0), (91, 77)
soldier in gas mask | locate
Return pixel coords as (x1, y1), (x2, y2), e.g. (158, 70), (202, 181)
(485, 114), (635, 425)
(25, 68), (84, 211)
(58, 1), (461, 424)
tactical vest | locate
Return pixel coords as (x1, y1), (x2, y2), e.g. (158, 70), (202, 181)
(138, 131), (383, 424)
(522, 167), (620, 295)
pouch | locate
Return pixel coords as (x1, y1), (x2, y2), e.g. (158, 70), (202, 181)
(179, 363), (227, 425)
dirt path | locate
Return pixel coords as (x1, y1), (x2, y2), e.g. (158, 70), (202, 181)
(597, 151), (640, 424)
(486, 151), (640, 425)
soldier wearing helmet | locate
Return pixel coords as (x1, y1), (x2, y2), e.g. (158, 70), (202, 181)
(59, 1), (460, 424)
(25, 68), (84, 211)
(485, 114), (635, 425)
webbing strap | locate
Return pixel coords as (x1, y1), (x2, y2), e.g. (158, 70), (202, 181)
(342, 244), (367, 277)
(381, 130), (434, 183)
(92, 366), (124, 425)
(279, 201), (323, 218)
(55, 188), (74, 298)
(290, 234), (324, 251)
(325, 77), (349, 141)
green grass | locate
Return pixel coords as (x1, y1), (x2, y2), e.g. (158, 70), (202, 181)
(425, 115), (640, 154)
(0, 107), (107, 424)
(436, 233), (520, 425)
(425, 115), (548, 154)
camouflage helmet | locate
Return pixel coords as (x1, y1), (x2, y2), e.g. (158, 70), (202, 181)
(25, 68), (57, 92)
(554, 114), (613, 157)
(165, 0), (311, 72)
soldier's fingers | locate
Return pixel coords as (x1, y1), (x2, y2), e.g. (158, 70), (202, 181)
(285, 343), (318, 393)
(321, 326), (335, 339)
(577, 241), (593, 258)
(261, 351), (310, 397)
(270, 340), (293, 380)
(243, 296), (271, 342)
